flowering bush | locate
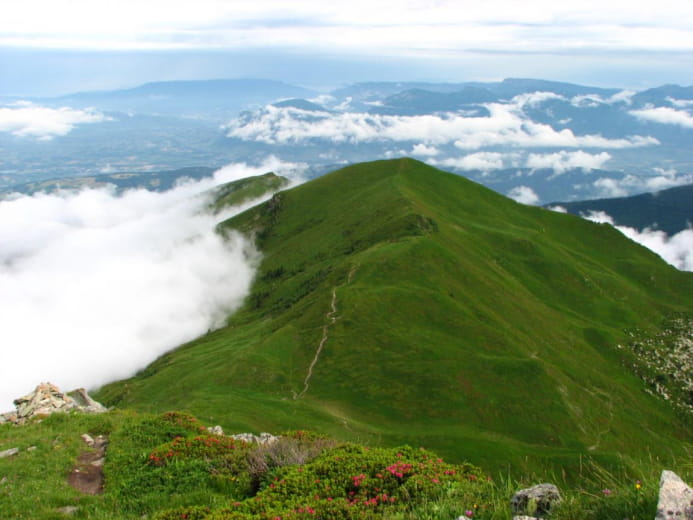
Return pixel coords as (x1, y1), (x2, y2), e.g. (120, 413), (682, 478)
(148, 435), (248, 467)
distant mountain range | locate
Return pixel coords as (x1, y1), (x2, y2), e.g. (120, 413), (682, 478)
(2, 77), (693, 203)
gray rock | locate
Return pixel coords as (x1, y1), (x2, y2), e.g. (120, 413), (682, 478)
(513, 517), (541, 520)
(0, 448), (19, 458)
(511, 483), (562, 516)
(81, 433), (95, 446)
(207, 425), (224, 436)
(230, 432), (279, 445)
(26, 446), (37, 452)
(655, 470), (693, 520)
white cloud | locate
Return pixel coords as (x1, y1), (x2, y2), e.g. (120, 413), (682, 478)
(0, 102), (110, 140)
(547, 205), (567, 213)
(435, 152), (508, 171)
(629, 106), (693, 128)
(526, 150), (611, 174)
(593, 170), (693, 197)
(571, 90), (635, 107)
(0, 157), (300, 410)
(583, 211), (693, 271)
(667, 97), (693, 108)
(507, 185), (540, 205)
(411, 143), (439, 156)
(512, 91), (565, 107)
(3, 1), (693, 55)
(226, 102), (659, 150)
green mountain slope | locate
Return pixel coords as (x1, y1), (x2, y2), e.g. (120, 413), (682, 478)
(98, 158), (693, 478)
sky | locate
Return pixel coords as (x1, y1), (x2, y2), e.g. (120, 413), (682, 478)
(2, 1), (693, 96)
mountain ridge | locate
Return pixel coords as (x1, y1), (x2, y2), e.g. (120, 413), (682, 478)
(97, 158), (693, 477)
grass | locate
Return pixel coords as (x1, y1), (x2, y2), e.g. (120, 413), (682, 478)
(0, 410), (690, 519)
(96, 158), (693, 480)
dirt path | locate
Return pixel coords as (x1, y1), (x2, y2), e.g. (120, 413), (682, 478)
(295, 287), (338, 399)
(67, 435), (108, 495)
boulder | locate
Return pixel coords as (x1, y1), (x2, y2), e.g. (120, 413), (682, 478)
(511, 483), (562, 517)
(655, 470), (693, 520)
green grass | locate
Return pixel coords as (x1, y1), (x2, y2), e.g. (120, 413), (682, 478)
(0, 410), (690, 519)
(97, 158), (693, 480)
(209, 172), (288, 212)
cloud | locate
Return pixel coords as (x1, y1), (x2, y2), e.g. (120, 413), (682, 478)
(571, 90), (635, 107)
(592, 177), (629, 197)
(0, 157), (300, 410)
(3, 1), (693, 56)
(507, 185), (540, 205)
(434, 152), (508, 171)
(0, 102), (110, 140)
(226, 102), (658, 150)
(667, 97), (693, 108)
(583, 211), (693, 271)
(411, 143), (439, 156)
(593, 169), (693, 197)
(525, 150), (611, 174)
(629, 106), (693, 128)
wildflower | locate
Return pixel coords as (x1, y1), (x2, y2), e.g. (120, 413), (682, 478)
(635, 480), (642, 490)
(602, 488), (612, 496)
(464, 510), (474, 517)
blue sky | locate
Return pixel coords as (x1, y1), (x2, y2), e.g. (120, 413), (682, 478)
(2, 0), (693, 95)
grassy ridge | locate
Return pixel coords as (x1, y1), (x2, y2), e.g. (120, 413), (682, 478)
(97, 158), (693, 479)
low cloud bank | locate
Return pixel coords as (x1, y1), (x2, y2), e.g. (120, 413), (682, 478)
(0, 157), (301, 410)
(225, 96), (658, 150)
(0, 101), (110, 140)
(629, 106), (693, 128)
(584, 211), (693, 271)
(593, 168), (693, 197)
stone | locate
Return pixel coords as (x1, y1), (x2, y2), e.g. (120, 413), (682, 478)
(56, 506), (79, 515)
(67, 388), (108, 414)
(230, 432), (279, 445)
(207, 425), (224, 436)
(0, 448), (19, 458)
(513, 517), (540, 520)
(655, 470), (693, 520)
(511, 483), (562, 517)
(26, 446), (37, 452)
(81, 434), (95, 446)
(6, 383), (107, 424)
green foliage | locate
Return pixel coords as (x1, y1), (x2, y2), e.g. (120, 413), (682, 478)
(209, 172), (288, 213)
(0, 409), (691, 519)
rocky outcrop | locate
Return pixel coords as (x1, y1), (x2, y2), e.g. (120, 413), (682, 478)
(1, 383), (107, 424)
(655, 470), (693, 520)
(230, 432), (279, 445)
(511, 483), (562, 517)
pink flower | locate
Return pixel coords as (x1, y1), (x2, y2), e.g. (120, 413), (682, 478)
(464, 510), (474, 518)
